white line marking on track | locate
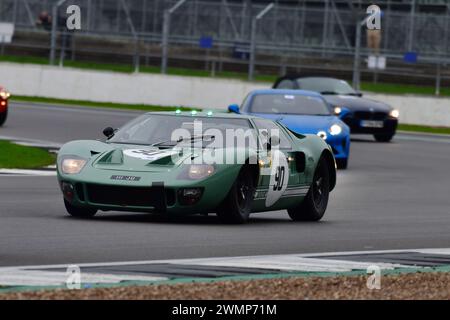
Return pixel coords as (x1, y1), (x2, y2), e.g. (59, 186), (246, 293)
(0, 169), (56, 176)
(2, 248), (448, 287)
(0, 270), (166, 287)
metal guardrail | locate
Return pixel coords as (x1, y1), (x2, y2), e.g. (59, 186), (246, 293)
(0, 0), (449, 92)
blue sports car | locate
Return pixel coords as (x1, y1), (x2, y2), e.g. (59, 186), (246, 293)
(228, 89), (351, 169)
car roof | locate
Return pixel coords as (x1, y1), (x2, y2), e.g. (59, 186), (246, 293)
(275, 74), (342, 81)
(249, 88), (323, 98)
(273, 75), (349, 87)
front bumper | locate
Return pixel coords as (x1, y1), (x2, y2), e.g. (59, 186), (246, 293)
(0, 99), (7, 113)
(57, 166), (240, 214)
(325, 134), (350, 160)
(343, 116), (398, 135)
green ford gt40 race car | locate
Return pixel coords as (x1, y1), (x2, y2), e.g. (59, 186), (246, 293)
(57, 111), (336, 223)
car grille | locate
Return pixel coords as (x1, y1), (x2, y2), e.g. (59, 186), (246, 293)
(353, 111), (387, 120)
(85, 184), (175, 208)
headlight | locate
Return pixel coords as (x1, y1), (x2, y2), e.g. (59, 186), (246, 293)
(334, 107), (342, 115)
(188, 164), (215, 180)
(389, 109), (400, 118)
(0, 90), (10, 99)
(317, 131), (328, 140)
(61, 159), (87, 174)
(330, 124), (343, 136)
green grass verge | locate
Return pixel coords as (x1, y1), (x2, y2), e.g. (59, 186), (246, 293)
(0, 141), (56, 169)
(361, 82), (449, 97)
(398, 124), (450, 135)
(0, 55), (275, 83)
(11, 95), (197, 112)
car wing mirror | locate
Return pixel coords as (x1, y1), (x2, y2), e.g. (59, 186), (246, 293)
(228, 104), (240, 114)
(103, 127), (116, 138)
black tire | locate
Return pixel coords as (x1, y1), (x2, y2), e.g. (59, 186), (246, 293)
(0, 110), (7, 126)
(374, 133), (394, 142)
(216, 167), (256, 224)
(336, 158), (348, 170)
(64, 199), (97, 218)
(288, 157), (330, 221)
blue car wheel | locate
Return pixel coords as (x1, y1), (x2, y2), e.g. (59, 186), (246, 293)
(336, 158), (348, 170)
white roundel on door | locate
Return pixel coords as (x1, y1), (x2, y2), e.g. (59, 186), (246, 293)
(265, 150), (289, 207)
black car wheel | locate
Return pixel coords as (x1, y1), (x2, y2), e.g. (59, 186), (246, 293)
(217, 166), (256, 224)
(0, 110), (7, 126)
(374, 133), (394, 142)
(336, 158), (348, 170)
(64, 199), (97, 218)
(288, 157), (330, 221)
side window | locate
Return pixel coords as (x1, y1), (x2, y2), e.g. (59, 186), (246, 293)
(275, 79), (295, 89)
(253, 119), (292, 150)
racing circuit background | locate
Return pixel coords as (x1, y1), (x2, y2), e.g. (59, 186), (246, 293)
(0, 0), (450, 298)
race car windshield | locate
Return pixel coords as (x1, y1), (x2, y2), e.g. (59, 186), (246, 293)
(108, 114), (255, 147)
(249, 94), (331, 116)
(296, 78), (356, 96)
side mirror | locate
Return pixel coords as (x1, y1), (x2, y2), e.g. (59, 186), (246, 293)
(103, 127), (115, 138)
(228, 104), (240, 114)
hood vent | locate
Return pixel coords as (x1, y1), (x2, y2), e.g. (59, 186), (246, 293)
(97, 149), (124, 164)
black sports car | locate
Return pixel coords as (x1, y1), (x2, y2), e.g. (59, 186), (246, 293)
(273, 76), (399, 142)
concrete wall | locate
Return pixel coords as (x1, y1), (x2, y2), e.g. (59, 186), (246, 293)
(1, 62), (449, 127)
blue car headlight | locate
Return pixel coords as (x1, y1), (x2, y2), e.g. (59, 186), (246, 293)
(329, 124), (343, 136)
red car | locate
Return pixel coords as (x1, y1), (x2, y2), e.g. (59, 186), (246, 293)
(0, 86), (10, 126)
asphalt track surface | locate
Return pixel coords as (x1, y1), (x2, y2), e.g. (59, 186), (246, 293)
(1, 102), (450, 267)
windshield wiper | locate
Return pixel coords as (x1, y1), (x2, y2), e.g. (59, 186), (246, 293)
(151, 139), (180, 147)
(181, 135), (215, 143)
(108, 141), (149, 146)
(319, 91), (339, 95)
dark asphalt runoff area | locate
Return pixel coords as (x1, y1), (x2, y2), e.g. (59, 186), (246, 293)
(1, 102), (450, 267)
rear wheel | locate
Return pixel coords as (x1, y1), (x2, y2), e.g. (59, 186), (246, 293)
(0, 110), (7, 126)
(64, 199), (97, 218)
(288, 158), (330, 221)
(216, 167), (256, 224)
(374, 133), (394, 142)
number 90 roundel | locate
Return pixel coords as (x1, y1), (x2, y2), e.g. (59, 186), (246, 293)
(266, 150), (289, 207)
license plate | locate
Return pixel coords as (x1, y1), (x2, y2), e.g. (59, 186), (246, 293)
(360, 120), (384, 128)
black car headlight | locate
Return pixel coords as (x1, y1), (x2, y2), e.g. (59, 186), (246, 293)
(389, 109), (400, 118)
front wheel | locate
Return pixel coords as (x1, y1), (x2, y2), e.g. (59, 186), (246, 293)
(64, 199), (97, 218)
(216, 167), (256, 224)
(374, 133), (394, 142)
(0, 110), (7, 126)
(288, 158), (330, 221)
(336, 158), (348, 170)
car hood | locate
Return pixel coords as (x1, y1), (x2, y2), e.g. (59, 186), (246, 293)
(250, 113), (340, 134)
(323, 95), (392, 112)
(58, 140), (254, 174)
